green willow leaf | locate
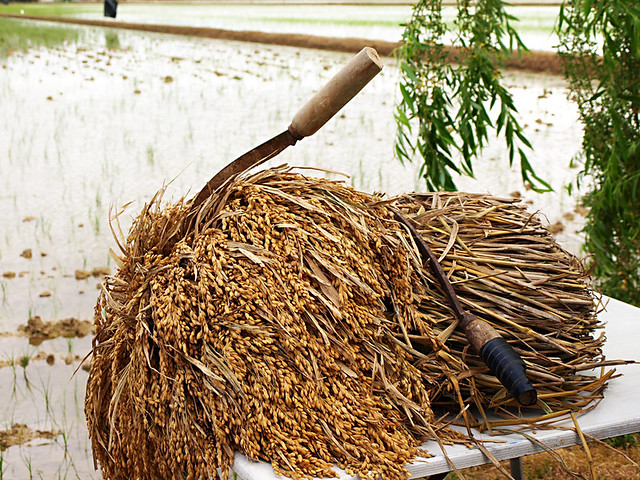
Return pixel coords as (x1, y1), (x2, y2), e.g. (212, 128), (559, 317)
(557, 0), (640, 305)
(394, 0), (541, 193)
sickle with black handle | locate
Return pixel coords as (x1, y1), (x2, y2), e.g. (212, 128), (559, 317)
(392, 209), (538, 407)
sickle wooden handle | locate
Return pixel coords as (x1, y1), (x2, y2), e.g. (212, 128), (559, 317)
(290, 47), (383, 138)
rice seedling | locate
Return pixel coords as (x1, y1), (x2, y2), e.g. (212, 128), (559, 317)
(20, 450), (33, 479)
(92, 215), (100, 236)
(19, 354), (31, 369)
(58, 427), (69, 455)
(146, 145), (155, 165)
(40, 376), (53, 421)
(0, 18), (79, 58)
(36, 216), (52, 242)
(85, 166), (624, 480)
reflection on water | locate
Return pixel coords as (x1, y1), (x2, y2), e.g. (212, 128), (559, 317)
(104, 30), (120, 50)
(0, 23), (586, 478)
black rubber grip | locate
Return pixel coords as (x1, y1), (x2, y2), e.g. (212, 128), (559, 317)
(479, 337), (538, 406)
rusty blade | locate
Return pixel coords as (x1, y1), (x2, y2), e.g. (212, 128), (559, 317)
(190, 127), (300, 210)
(392, 209), (467, 321)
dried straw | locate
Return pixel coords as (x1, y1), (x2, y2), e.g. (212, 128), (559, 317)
(389, 192), (620, 429)
(85, 167), (620, 480)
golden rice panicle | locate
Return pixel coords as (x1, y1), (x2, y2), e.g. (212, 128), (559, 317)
(86, 167), (446, 480)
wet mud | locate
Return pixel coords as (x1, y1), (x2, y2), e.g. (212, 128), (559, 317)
(18, 316), (94, 346)
(0, 424), (59, 451)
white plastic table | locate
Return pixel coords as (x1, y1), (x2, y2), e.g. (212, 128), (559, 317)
(230, 296), (640, 480)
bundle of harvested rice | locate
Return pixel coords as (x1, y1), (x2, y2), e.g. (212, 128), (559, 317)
(85, 167), (616, 480)
(87, 168), (447, 480)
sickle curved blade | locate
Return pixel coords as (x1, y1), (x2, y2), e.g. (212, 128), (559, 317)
(191, 129), (298, 209)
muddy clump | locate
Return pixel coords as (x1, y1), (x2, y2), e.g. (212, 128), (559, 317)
(19, 316), (94, 345)
(75, 266), (110, 280)
(0, 424), (58, 451)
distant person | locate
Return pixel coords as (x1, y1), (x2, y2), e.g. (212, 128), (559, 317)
(2, 0), (9, 6)
(104, 0), (117, 18)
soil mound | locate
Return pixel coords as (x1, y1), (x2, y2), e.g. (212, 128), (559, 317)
(0, 424), (58, 451)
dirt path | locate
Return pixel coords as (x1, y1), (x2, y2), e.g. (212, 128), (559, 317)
(1, 13), (564, 75)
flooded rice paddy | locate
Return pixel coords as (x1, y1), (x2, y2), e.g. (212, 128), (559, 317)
(3, 3), (562, 50)
(0, 18), (587, 478)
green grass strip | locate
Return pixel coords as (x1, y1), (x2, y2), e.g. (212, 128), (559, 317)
(0, 3), (99, 17)
(0, 17), (79, 58)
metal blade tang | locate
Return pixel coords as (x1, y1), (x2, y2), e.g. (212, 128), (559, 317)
(392, 210), (468, 322)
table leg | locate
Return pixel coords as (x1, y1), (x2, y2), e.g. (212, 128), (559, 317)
(509, 457), (524, 480)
